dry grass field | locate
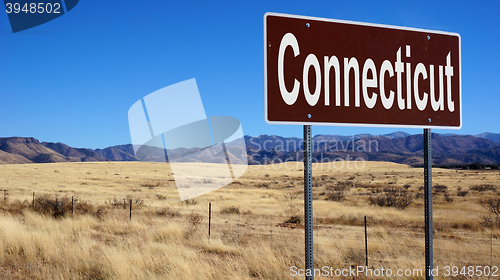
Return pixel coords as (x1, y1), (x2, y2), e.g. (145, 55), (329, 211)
(0, 161), (499, 279)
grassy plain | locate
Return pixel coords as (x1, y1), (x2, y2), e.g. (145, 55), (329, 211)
(0, 161), (499, 279)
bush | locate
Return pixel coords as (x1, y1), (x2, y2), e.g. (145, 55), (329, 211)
(444, 192), (453, 203)
(335, 180), (354, 191)
(367, 187), (413, 209)
(338, 214), (360, 226)
(181, 198), (198, 206)
(0, 199), (30, 215)
(343, 249), (365, 266)
(156, 207), (180, 217)
(184, 212), (203, 239)
(325, 191), (346, 202)
(107, 196), (144, 209)
(188, 212), (203, 226)
(480, 215), (500, 228)
(33, 195), (93, 218)
(283, 193), (300, 215)
(471, 184), (497, 192)
(220, 206), (240, 214)
(155, 194), (167, 200)
(284, 215), (301, 224)
(457, 190), (469, 197)
(479, 198), (500, 216)
(434, 184), (448, 193)
(469, 162), (482, 170)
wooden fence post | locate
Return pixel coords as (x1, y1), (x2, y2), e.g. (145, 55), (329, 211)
(208, 202), (212, 241)
(129, 199), (132, 220)
(365, 216), (368, 267)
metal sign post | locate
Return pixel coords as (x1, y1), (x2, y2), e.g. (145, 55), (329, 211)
(424, 128), (433, 279)
(303, 125), (314, 280)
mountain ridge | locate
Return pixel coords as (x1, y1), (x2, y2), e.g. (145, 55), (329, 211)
(0, 132), (498, 166)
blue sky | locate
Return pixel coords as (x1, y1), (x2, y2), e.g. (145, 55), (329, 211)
(1, 0), (499, 149)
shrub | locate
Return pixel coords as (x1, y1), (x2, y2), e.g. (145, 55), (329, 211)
(0, 199), (29, 215)
(325, 191), (346, 202)
(337, 180), (354, 190)
(107, 196), (144, 209)
(457, 190), (469, 197)
(284, 215), (301, 224)
(156, 194), (167, 200)
(469, 162), (482, 170)
(327, 180), (354, 192)
(338, 214), (360, 226)
(156, 207), (180, 217)
(471, 184), (497, 192)
(283, 193), (300, 215)
(367, 187), (413, 209)
(32, 195), (93, 218)
(182, 198), (198, 206)
(188, 212), (203, 226)
(479, 198), (500, 216)
(220, 206), (240, 214)
(480, 215), (500, 228)
(343, 249), (365, 266)
(184, 212), (203, 239)
(259, 182), (270, 188)
(434, 184), (448, 193)
(444, 192), (453, 203)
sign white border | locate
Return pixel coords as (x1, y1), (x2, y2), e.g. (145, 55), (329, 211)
(264, 12), (462, 129)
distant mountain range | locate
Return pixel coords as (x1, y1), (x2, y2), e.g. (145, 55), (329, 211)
(0, 132), (499, 166)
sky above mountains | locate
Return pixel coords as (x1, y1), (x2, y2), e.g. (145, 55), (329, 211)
(1, 1), (499, 149)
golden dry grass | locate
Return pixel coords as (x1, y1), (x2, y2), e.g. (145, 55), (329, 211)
(0, 161), (499, 279)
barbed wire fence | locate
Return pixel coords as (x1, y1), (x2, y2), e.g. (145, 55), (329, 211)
(1, 188), (499, 273)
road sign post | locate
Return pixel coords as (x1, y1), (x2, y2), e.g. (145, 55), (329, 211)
(303, 125), (313, 279)
(424, 128), (433, 279)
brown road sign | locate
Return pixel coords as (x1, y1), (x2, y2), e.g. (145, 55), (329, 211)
(264, 13), (461, 129)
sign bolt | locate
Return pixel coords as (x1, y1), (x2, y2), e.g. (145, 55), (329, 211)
(307, 114), (311, 118)
(306, 23), (310, 27)
(427, 35), (430, 40)
(428, 118), (431, 122)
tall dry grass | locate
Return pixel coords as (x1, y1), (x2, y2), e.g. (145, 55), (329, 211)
(0, 208), (306, 279)
(0, 161), (499, 279)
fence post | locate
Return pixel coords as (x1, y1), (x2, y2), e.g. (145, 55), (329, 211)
(238, 212), (241, 242)
(129, 199), (132, 220)
(316, 225), (319, 253)
(3, 190), (6, 200)
(71, 196), (74, 217)
(270, 214), (273, 247)
(491, 233), (493, 280)
(32, 191), (35, 208)
(364, 216), (368, 267)
(208, 202), (212, 241)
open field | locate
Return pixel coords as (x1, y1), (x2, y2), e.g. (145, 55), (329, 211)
(0, 161), (500, 279)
